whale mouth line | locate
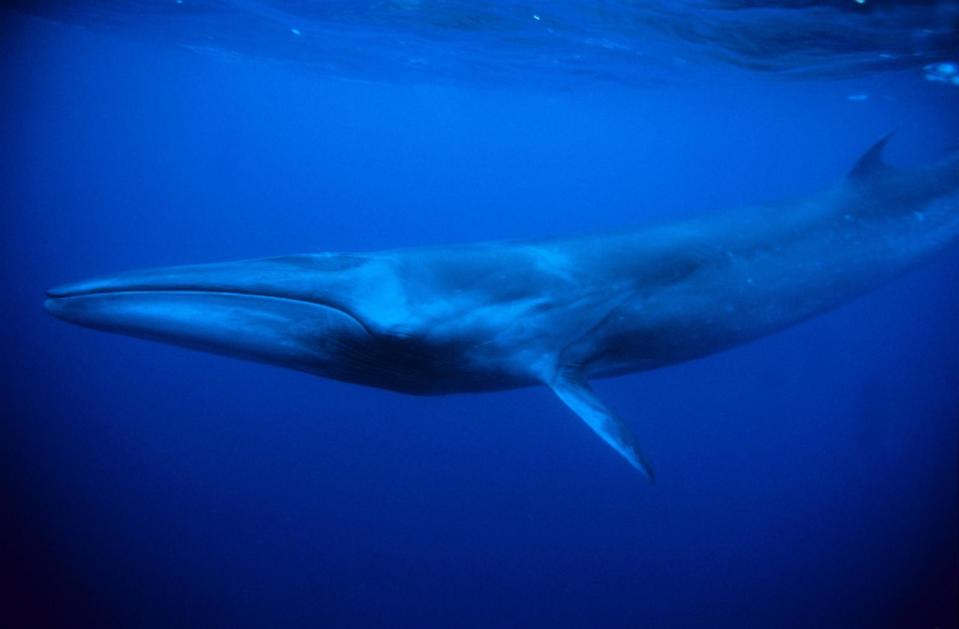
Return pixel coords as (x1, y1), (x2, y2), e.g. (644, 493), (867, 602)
(44, 289), (374, 337)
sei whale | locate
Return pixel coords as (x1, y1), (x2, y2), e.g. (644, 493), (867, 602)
(46, 138), (959, 481)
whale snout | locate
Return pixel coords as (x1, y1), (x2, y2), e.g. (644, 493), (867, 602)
(47, 278), (114, 299)
(44, 295), (70, 318)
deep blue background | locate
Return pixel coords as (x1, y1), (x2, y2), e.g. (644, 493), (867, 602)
(2, 9), (958, 628)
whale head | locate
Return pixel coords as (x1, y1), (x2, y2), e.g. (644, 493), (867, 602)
(45, 254), (408, 387)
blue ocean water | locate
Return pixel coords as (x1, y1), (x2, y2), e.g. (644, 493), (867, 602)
(2, 2), (958, 627)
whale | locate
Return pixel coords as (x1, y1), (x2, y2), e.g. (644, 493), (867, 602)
(45, 137), (959, 481)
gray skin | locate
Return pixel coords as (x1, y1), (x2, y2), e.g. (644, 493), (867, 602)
(46, 138), (959, 480)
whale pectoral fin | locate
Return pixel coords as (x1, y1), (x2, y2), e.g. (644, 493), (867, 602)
(549, 371), (656, 482)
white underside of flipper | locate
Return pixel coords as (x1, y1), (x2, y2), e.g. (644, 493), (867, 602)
(549, 368), (656, 482)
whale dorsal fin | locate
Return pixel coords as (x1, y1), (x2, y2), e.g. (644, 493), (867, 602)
(848, 133), (894, 180)
(549, 369), (656, 482)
